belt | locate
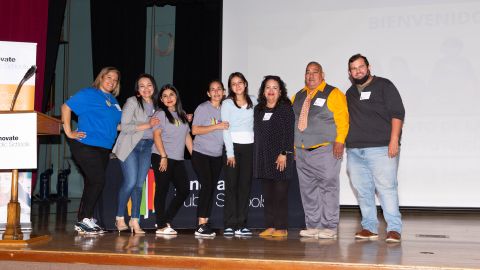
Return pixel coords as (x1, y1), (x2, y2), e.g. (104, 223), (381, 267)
(305, 145), (325, 151)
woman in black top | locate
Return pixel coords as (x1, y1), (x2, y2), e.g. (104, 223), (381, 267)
(253, 75), (295, 237)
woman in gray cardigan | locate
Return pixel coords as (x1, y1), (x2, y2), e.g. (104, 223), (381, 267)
(112, 74), (159, 233)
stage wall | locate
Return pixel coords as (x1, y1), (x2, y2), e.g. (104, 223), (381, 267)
(222, 0), (480, 208)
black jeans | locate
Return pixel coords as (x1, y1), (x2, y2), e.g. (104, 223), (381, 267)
(191, 151), (222, 219)
(151, 153), (190, 228)
(262, 179), (289, 229)
(69, 139), (110, 221)
(223, 143), (253, 229)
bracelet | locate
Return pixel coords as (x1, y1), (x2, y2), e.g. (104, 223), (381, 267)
(161, 156), (168, 159)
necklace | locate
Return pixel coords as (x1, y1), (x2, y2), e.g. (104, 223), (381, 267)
(100, 90), (112, 107)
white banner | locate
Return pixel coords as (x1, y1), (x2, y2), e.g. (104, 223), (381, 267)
(0, 41), (36, 111)
(0, 113), (36, 230)
(0, 41), (37, 231)
(0, 113), (37, 170)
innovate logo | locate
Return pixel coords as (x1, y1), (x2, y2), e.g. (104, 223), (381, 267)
(0, 135), (19, 141)
(0, 56), (16, 62)
(0, 134), (30, 148)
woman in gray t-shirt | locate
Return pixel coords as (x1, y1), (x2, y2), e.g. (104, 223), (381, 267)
(151, 84), (193, 235)
(191, 80), (229, 237)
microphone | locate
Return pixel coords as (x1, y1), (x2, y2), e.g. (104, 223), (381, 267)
(23, 65), (37, 81)
(10, 65), (37, 111)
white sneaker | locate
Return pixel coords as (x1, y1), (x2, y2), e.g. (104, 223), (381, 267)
(156, 225), (177, 235)
(156, 234), (177, 240)
(299, 228), (320, 237)
(82, 218), (96, 228)
(87, 218), (106, 234)
(317, 229), (337, 239)
(74, 220), (98, 235)
(234, 228), (252, 236)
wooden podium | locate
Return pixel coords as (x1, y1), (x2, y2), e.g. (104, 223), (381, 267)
(0, 111), (61, 245)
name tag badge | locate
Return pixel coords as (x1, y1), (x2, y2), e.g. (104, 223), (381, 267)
(313, 98), (326, 107)
(114, 104), (122, 111)
(360, 91), (371, 100)
(263, 112), (273, 121)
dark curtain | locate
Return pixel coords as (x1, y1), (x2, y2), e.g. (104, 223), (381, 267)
(90, 0), (147, 105)
(173, 0), (222, 113)
(42, 0), (67, 112)
(0, 0), (50, 111)
(90, 0), (222, 109)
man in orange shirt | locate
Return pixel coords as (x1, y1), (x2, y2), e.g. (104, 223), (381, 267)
(292, 62), (349, 239)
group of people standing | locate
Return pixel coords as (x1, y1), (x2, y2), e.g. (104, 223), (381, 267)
(61, 53), (405, 243)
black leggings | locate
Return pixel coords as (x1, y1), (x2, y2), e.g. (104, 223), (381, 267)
(151, 153), (190, 228)
(262, 179), (289, 229)
(191, 151), (222, 219)
(69, 139), (110, 221)
(223, 143), (253, 228)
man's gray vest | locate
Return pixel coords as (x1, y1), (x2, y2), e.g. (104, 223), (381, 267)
(293, 84), (337, 148)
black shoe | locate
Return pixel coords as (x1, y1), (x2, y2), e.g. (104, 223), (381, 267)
(195, 223), (216, 237)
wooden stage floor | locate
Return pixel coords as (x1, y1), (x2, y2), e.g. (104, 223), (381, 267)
(1, 201), (480, 270)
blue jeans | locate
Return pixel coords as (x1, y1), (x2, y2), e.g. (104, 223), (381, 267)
(117, 139), (153, 219)
(347, 146), (402, 233)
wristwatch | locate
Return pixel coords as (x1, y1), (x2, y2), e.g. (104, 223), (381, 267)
(281, 151), (287, 156)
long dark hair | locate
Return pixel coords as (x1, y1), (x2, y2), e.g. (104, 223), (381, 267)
(134, 73), (158, 111)
(157, 84), (188, 124)
(256, 75), (291, 111)
(227, 72), (253, 109)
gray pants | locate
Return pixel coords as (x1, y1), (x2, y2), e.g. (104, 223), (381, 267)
(296, 144), (341, 229)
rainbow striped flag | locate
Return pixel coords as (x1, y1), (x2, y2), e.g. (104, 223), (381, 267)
(127, 169), (156, 218)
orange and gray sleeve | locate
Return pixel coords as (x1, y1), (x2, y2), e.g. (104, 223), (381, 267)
(326, 88), (349, 144)
(291, 93), (297, 104)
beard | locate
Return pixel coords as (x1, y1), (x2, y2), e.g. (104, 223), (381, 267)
(352, 71), (371, 85)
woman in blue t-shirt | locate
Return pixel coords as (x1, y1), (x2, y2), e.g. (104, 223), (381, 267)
(151, 84), (193, 235)
(61, 67), (122, 235)
(112, 74), (160, 234)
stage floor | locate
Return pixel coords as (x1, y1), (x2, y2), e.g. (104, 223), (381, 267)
(1, 201), (480, 269)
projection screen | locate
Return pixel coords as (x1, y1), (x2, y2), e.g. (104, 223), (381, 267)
(222, 0), (480, 207)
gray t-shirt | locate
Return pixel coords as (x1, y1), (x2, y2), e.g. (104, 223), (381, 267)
(151, 110), (190, 160)
(142, 102), (155, 140)
(192, 101), (223, 157)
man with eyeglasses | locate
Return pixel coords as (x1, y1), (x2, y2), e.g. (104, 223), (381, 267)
(345, 54), (405, 243)
(292, 61), (349, 239)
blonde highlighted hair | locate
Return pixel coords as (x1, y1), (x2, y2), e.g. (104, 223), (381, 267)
(92, 66), (121, 97)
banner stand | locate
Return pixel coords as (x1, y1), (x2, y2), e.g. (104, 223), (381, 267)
(0, 169), (49, 245)
(0, 112), (60, 245)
